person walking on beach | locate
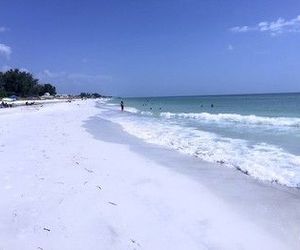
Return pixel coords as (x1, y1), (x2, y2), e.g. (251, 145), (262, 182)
(120, 101), (124, 111)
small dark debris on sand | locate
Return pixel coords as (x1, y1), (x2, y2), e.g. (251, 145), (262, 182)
(130, 239), (141, 247)
(96, 185), (102, 190)
(236, 166), (249, 175)
(84, 168), (94, 173)
(108, 202), (117, 206)
(43, 227), (51, 232)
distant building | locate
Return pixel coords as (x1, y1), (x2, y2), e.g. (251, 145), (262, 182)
(55, 94), (69, 99)
(41, 92), (54, 100)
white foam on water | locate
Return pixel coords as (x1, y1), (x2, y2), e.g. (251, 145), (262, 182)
(104, 112), (300, 188)
(122, 106), (153, 116)
(161, 112), (300, 128)
(141, 111), (153, 116)
(124, 107), (140, 113)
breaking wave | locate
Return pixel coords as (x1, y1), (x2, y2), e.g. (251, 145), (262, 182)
(161, 112), (300, 128)
(100, 99), (300, 188)
(104, 113), (300, 188)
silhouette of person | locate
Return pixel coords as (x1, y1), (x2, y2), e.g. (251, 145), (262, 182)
(120, 101), (124, 111)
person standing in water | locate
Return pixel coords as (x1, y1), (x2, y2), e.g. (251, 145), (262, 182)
(120, 101), (124, 111)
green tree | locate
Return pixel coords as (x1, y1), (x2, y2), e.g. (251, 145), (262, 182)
(42, 83), (56, 96)
(0, 68), (57, 97)
(80, 92), (88, 98)
(2, 69), (35, 96)
(92, 93), (102, 98)
(0, 72), (7, 97)
(2, 69), (39, 96)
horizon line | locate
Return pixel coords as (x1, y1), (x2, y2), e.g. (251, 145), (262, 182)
(119, 91), (300, 99)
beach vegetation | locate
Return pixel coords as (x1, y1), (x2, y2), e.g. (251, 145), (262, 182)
(80, 92), (102, 98)
(0, 69), (56, 97)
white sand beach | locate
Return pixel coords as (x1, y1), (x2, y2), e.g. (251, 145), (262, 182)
(1, 99), (300, 250)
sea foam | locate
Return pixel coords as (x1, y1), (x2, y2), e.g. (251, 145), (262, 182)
(105, 112), (300, 188)
(100, 99), (300, 188)
(160, 112), (300, 128)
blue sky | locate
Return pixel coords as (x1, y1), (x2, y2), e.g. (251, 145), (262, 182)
(0, 0), (300, 96)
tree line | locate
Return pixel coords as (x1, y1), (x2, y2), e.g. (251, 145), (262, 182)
(80, 92), (103, 98)
(0, 69), (56, 98)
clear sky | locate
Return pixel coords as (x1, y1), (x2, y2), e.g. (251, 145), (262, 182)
(0, 0), (300, 96)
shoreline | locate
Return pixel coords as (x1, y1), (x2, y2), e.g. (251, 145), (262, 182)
(85, 107), (300, 248)
(1, 99), (299, 249)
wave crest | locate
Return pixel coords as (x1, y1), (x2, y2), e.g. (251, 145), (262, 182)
(160, 112), (300, 128)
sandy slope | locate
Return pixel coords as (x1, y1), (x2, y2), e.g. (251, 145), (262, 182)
(0, 100), (297, 250)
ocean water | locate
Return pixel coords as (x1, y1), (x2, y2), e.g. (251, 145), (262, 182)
(99, 93), (300, 188)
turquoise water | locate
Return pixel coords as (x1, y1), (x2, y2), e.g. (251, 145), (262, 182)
(101, 93), (300, 187)
(120, 93), (300, 117)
